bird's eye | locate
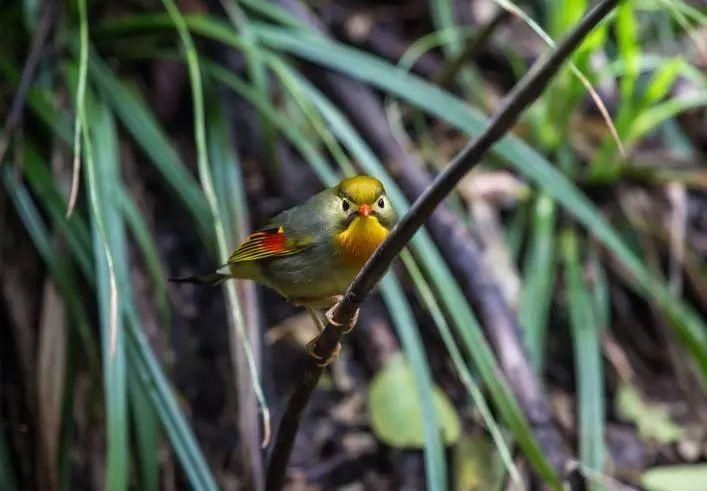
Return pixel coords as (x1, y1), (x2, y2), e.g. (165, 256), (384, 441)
(378, 197), (385, 208)
(342, 199), (350, 212)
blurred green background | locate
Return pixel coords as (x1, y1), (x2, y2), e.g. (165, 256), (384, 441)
(1, 0), (706, 489)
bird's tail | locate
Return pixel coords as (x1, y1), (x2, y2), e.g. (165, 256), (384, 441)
(169, 272), (229, 286)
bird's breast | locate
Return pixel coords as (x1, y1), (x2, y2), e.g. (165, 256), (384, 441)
(335, 216), (389, 266)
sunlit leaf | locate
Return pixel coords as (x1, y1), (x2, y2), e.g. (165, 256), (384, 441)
(368, 353), (461, 448)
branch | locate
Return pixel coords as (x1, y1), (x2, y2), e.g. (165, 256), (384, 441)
(265, 1), (619, 489)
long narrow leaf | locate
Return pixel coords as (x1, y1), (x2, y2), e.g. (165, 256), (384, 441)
(67, 0), (89, 217)
(84, 50), (213, 245)
(519, 193), (557, 371)
(207, 94), (266, 487)
(5, 150), (218, 491)
(401, 251), (522, 488)
(128, 376), (159, 491)
(379, 276), (447, 490)
(160, 0), (271, 446)
(6, 151), (99, 371)
(82, 90), (129, 491)
(562, 230), (606, 481)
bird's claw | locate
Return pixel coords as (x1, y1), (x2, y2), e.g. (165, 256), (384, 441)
(305, 335), (341, 367)
(325, 304), (360, 334)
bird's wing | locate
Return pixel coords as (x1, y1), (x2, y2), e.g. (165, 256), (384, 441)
(227, 226), (312, 263)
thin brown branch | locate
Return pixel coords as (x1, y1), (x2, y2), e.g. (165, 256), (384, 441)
(302, 25), (571, 472)
(265, 0), (620, 489)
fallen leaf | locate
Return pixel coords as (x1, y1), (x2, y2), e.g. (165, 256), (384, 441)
(368, 353), (460, 448)
(454, 434), (505, 491)
(616, 383), (683, 444)
(642, 464), (707, 491)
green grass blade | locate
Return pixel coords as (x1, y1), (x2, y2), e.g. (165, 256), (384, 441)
(83, 50), (213, 244)
(161, 0), (270, 446)
(491, 0), (620, 156)
(67, 0), (89, 217)
(4, 154), (218, 491)
(548, 0), (587, 38)
(203, 60), (338, 184)
(401, 251), (522, 488)
(272, 62), (356, 177)
(123, 318), (219, 491)
(519, 193), (557, 372)
(238, 0), (308, 29)
(635, 58), (684, 114)
(207, 94), (266, 485)
(589, 247), (610, 332)
(81, 91), (129, 491)
(428, 0), (461, 57)
(22, 146), (93, 279)
(128, 376), (160, 491)
(616, 1), (640, 110)
(221, 0), (278, 167)
(562, 230), (606, 481)
(379, 276), (447, 491)
(206, 104), (241, 240)
(19, 146), (99, 370)
(506, 202), (528, 262)
(626, 92), (707, 146)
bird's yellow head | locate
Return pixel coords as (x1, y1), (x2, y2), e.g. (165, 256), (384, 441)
(332, 176), (396, 265)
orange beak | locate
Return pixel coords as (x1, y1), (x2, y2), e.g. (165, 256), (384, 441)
(358, 204), (371, 217)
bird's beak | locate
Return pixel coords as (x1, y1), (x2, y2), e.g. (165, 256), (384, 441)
(358, 204), (372, 217)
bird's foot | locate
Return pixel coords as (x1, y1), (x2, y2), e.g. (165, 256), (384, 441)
(325, 302), (360, 334)
(305, 335), (341, 367)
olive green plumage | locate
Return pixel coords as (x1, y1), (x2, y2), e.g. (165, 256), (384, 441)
(173, 176), (396, 308)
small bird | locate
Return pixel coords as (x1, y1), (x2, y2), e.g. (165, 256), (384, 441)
(172, 175), (397, 365)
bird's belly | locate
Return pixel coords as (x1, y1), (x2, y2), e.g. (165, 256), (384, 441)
(260, 248), (359, 303)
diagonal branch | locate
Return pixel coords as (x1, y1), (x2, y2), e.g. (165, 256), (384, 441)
(265, 1), (620, 489)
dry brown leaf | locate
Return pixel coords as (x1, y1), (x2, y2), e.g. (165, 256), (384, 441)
(37, 279), (67, 491)
(265, 311), (319, 347)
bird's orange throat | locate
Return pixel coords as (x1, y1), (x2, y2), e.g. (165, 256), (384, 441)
(336, 217), (389, 266)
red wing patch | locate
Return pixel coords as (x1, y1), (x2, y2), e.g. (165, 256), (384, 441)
(228, 227), (300, 263)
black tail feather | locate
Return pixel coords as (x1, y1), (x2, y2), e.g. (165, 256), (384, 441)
(168, 272), (228, 286)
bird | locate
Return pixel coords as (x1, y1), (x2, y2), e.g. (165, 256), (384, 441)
(171, 175), (397, 365)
